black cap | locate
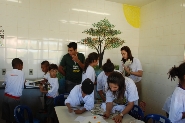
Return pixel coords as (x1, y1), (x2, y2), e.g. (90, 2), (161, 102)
(81, 78), (94, 95)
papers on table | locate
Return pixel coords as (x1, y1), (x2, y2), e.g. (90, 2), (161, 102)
(75, 115), (108, 123)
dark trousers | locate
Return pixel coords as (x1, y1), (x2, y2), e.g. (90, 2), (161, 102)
(2, 95), (20, 123)
(46, 98), (58, 123)
(65, 80), (80, 93)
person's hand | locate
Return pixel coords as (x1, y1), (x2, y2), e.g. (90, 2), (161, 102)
(68, 107), (73, 113)
(123, 65), (130, 74)
(71, 55), (80, 63)
(103, 112), (110, 119)
(39, 84), (43, 89)
(112, 114), (123, 123)
(74, 109), (83, 114)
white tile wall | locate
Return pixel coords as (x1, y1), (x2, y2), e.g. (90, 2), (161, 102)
(140, 0), (185, 116)
(0, 0), (139, 81)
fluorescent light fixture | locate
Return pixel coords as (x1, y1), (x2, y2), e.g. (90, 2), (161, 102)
(7, 0), (21, 3)
(59, 20), (91, 26)
(181, 3), (185, 7)
(72, 8), (110, 15)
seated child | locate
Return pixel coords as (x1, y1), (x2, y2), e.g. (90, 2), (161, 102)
(39, 64), (59, 123)
(2, 58), (25, 123)
(65, 78), (94, 114)
(102, 71), (138, 123)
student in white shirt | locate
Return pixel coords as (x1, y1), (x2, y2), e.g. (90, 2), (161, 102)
(65, 78), (94, 114)
(41, 60), (50, 83)
(102, 72), (138, 123)
(2, 58), (25, 123)
(82, 52), (99, 84)
(97, 59), (115, 102)
(39, 64), (59, 123)
(119, 46), (143, 101)
(168, 62), (185, 123)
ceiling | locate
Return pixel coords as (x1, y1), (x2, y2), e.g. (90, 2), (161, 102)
(105, 0), (156, 7)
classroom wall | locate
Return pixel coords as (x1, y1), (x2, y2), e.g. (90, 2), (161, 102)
(139, 0), (185, 115)
(0, 0), (139, 80)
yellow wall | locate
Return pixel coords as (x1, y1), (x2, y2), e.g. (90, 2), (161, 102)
(123, 4), (140, 28)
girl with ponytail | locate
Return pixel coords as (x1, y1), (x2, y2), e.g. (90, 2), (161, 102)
(82, 52), (99, 84)
(165, 62), (185, 123)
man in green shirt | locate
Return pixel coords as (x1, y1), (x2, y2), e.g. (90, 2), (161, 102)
(58, 42), (85, 93)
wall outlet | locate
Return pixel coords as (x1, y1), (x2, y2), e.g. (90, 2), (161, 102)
(2, 69), (6, 75)
(29, 69), (33, 75)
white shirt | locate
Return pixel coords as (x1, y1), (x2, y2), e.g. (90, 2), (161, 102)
(82, 65), (96, 83)
(169, 87), (185, 123)
(43, 72), (50, 80)
(119, 58), (142, 83)
(162, 95), (172, 114)
(4, 69), (25, 97)
(97, 71), (108, 93)
(46, 78), (59, 98)
(106, 77), (139, 104)
(65, 84), (94, 110)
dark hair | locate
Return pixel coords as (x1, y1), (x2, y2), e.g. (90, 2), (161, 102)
(84, 52), (99, 72)
(102, 59), (114, 72)
(81, 78), (94, 95)
(49, 64), (58, 71)
(107, 71), (125, 99)
(67, 42), (77, 50)
(12, 58), (23, 67)
(41, 60), (50, 67)
(168, 62), (185, 82)
(120, 46), (133, 63)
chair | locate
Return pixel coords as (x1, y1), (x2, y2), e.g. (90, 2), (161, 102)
(129, 105), (144, 120)
(144, 114), (171, 123)
(14, 105), (40, 123)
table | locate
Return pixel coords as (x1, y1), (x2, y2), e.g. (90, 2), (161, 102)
(55, 106), (144, 123)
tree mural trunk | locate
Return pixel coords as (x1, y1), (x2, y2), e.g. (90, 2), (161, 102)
(99, 51), (104, 68)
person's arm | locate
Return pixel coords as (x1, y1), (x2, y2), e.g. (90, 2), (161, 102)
(130, 70), (143, 77)
(113, 102), (134, 123)
(74, 108), (86, 114)
(72, 54), (85, 70)
(39, 84), (48, 93)
(76, 60), (85, 70)
(66, 103), (73, 113)
(124, 66), (143, 77)
(98, 90), (106, 102)
(103, 102), (113, 119)
(58, 65), (65, 76)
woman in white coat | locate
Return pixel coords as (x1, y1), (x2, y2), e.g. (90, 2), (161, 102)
(119, 46), (143, 101)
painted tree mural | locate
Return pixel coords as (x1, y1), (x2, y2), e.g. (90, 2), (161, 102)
(78, 18), (125, 68)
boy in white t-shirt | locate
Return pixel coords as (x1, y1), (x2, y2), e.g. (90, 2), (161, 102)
(102, 72), (138, 123)
(2, 58), (25, 123)
(39, 64), (59, 123)
(65, 78), (94, 114)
